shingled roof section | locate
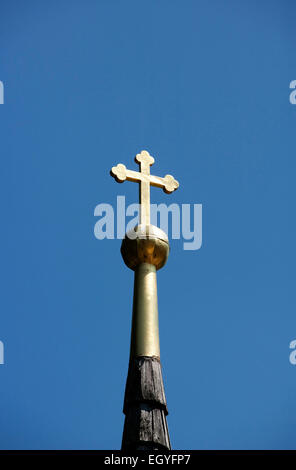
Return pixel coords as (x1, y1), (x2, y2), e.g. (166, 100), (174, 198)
(121, 356), (171, 451)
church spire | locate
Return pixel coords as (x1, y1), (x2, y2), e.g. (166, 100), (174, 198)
(110, 150), (179, 450)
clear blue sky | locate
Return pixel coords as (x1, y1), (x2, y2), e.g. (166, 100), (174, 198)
(1, 0), (296, 450)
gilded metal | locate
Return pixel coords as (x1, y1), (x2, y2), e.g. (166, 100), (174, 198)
(110, 150), (179, 226)
(130, 263), (160, 358)
(110, 150), (179, 359)
(121, 224), (169, 271)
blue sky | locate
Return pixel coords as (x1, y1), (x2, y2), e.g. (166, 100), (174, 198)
(1, 0), (296, 449)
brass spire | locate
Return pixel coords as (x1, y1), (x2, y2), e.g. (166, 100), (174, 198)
(110, 150), (179, 450)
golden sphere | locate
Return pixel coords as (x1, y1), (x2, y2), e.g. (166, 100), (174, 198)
(121, 225), (170, 271)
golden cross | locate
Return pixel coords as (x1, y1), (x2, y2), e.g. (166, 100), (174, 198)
(110, 150), (179, 226)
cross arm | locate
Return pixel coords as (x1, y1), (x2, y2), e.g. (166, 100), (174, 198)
(149, 174), (179, 194)
(110, 164), (142, 184)
(110, 163), (179, 194)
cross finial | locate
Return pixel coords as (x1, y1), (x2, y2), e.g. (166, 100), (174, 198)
(110, 150), (179, 226)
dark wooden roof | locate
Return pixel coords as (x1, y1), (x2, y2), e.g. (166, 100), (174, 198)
(121, 356), (171, 451)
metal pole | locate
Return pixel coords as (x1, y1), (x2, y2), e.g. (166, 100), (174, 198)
(130, 262), (160, 359)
